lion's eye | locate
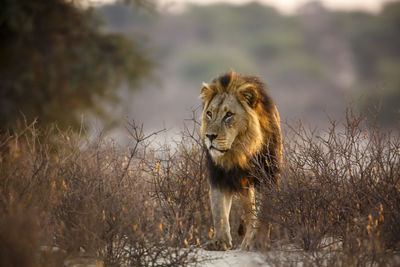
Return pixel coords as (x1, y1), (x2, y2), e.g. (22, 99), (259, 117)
(206, 111), (212, 119)
(224, 111), (234, 119)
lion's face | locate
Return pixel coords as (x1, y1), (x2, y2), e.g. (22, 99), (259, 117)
(200, 72), (265, 170)
(202, 93), (248, 159)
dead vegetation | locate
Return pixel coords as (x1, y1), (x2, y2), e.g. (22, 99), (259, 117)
(0, 118), (207, 266)
(0, 110), (399, 266)
(259, 110), (400, 266)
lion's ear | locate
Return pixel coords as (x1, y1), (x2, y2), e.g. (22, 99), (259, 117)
(237, 85), (258, 108)
(200, 82), (215, 103)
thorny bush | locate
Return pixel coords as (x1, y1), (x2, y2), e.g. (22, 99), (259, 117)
(0, 118), (209, 266)
(0, 109), (399, 266)
(259, 110), (399, 266)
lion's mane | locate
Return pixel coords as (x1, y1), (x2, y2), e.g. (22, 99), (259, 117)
(200, 71), (282, 192)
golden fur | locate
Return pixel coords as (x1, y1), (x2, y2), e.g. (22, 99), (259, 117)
(200, 71), (282, 251)
(200, 71), (281, 172)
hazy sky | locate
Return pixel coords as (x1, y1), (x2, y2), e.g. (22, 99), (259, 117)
(90, 0), (395, 14)
(160, 0), (393, 13)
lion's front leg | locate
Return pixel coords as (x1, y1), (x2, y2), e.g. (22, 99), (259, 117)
(204, 186), (233, 251)
(239, 185), (267, 251)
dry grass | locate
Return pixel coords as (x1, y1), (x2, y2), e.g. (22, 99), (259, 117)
(0, 118), (206, 266)
(0, 109), (398, 266)
(259, 110), (400, 266)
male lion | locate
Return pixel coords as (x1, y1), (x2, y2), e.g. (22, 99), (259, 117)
(200, 71), (282, 251)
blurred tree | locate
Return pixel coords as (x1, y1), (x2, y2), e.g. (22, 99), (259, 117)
(343, 2), (400, 126)
(0, 0), (152, 130)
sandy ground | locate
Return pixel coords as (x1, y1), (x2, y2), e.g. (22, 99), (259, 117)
(62, 248), (271, 267)
(196, 249), (269, 267)
(61, 247), (308, 266)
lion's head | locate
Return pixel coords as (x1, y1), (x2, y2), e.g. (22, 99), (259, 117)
(200, 71), (275, 171)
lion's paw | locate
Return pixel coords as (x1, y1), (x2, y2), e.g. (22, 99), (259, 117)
(241, 238), (257, 251)
(203, 239), (232, 251)
(240, 230), (268, 251)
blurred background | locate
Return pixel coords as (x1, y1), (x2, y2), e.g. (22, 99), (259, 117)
(1, 0), (399, 142)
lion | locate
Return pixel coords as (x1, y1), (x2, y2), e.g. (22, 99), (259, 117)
(199, 71), (282, 251)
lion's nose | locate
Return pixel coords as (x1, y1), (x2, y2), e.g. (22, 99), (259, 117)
(206, 134), (218, 142)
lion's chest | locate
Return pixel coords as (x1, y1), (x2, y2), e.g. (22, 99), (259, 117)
(206, 153), (254, 192)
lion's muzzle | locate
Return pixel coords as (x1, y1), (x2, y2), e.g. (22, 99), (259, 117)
(206, 134), (229, 153)
(205, 134), (229, 154)
(210, 146), (228, 153)
(206, 134), (218, 142)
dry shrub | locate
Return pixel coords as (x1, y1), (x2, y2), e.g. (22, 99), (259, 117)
(0, 119), (205, 266)
(1, 108), (398, 266)
(0, 205), (40, 267)
(142, 120), (211, 247)
(260, 110), (400, 265)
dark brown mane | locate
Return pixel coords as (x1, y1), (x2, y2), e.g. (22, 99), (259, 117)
(205, 73), (282, 192)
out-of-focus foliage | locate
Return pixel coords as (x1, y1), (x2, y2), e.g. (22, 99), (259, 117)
(0, 0), (152, 131)
(339, 2), (400, 125)
(98, 1), (400, 128)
